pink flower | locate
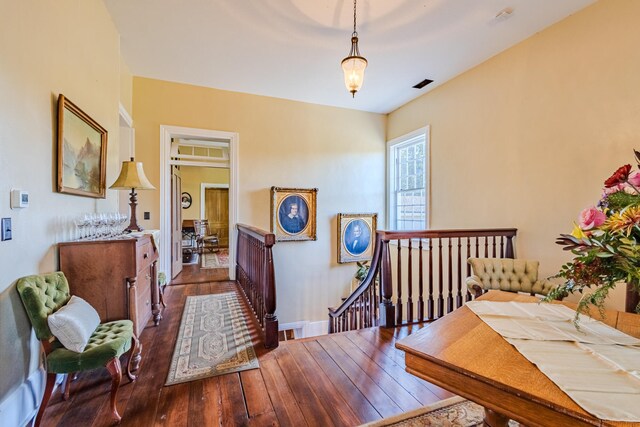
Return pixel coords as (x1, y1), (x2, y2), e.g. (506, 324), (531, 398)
(603, 183), (625, 195)
(628, 170), (640, 186)
(578, 206), (606, 230)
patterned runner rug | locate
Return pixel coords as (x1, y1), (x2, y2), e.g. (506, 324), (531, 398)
(359, 396), (519, 427)
(165, 292), (258, 385)
(201, 249), (229, 269)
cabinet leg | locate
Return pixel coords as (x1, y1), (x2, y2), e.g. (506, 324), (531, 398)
(131, 342), (142, 372)
(152, 303), (162, 325)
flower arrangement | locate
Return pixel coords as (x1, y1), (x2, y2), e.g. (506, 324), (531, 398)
(546, 150), (640, 315)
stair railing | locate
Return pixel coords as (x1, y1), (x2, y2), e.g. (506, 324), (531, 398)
(329, 228), (517, 333)
(236, 224), (278, 348)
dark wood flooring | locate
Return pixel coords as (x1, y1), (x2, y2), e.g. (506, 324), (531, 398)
(171, 251), (230, 285)
(41, 282), (453, 427)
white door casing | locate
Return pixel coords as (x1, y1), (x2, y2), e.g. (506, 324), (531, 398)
(159, 125), (239, 281)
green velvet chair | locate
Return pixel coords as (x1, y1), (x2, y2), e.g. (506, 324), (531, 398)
(16, 272), (138, 426)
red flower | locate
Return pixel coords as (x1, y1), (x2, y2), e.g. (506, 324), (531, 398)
(604, 164), (632, 188)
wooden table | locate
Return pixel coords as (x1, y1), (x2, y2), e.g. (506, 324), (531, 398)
(396, 291), (640, 427)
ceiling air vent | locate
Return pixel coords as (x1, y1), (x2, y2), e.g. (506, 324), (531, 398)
(413, 79), (433, 89)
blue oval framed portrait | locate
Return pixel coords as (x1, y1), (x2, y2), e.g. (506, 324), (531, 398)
(277, 194), (309, 235)
(338, 213), (377, 263)
(343, 219), (371, 256)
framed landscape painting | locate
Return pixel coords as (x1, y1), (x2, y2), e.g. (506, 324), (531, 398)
(57, 94), (107, 198)
(337, 213), (377, 263)
(271, 187), (317, 241)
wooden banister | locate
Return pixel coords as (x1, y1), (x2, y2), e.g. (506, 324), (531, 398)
(329, 228), (517, 333)
(236, 224), (278, 348)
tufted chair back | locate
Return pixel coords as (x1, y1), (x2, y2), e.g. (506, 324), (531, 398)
(466, 258), (554, 297)
(16, 272), (71, 341)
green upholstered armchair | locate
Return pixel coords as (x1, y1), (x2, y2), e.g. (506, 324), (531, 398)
(16, 272), (138, 426)
(466, 258), (558, 298)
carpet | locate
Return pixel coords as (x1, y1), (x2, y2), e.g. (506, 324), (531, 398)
(359, 396), (519, 427)
(165, 292), (259, 385)
(201, 249), (229, 269)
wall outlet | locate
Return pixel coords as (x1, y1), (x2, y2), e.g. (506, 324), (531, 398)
(1, 218), (12, 241)
(144, 212), (150, 220)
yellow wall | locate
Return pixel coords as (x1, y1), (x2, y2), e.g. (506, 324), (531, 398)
(387, 0), (639, 309)
(133, 77), (386, 323)
(180, 166), (230, 219)
(120, 57), (133, 115)
(0, 0), (125, 420)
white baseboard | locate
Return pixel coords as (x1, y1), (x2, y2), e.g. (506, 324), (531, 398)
(0, 367), (46, 427)
(279, 320), (329, 339)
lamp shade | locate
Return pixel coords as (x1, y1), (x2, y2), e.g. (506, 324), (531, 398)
(341, 53), (367, 96)
(109, 158), (155, 190)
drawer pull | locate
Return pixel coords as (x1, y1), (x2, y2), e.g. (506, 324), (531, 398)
(143, 253), (149, 259)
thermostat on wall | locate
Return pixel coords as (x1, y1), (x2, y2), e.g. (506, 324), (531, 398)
(11, 189), (29, 209)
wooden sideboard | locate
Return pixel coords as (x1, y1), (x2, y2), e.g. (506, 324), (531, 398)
(58, 235), (160, 370)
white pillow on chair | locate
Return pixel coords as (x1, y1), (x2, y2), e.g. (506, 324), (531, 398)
(47, 296), (101, 353)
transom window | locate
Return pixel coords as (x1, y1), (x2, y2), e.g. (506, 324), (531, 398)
(387, 127), (429, 231)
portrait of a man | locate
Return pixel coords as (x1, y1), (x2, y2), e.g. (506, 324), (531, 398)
(278, 195), (309, 235)
(344, 219), (371, 256)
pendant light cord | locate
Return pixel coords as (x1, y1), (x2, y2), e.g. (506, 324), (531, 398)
(352, 0), (358, 37)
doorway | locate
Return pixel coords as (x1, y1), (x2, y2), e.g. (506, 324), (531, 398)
(159, 126), (239, 282)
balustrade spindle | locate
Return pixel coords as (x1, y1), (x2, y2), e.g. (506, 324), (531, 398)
(447, 238), (453, 313)
(407, 239), (413, 323)
(428, 238), (434, 320)
(418, 239), (424, 321)
(456, 237), (463, 308)
(437, 238), (444, 318)
(396, 239), (403, 325)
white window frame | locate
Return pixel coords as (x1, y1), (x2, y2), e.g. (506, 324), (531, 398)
(386, 126), (430, 231)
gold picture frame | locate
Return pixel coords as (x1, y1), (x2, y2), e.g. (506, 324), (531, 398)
(337, 213), (377, 263)
(57, 94), (108, 198)
(271, 187), (318, 241)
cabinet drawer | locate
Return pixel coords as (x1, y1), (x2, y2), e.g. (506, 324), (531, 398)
(136, 240), (153, 271)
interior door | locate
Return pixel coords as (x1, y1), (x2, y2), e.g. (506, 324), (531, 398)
(204, 188), (229, 247)
(171, 166), (183, 278)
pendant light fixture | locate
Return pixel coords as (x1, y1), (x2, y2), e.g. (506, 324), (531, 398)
(341, 0), (367, 97)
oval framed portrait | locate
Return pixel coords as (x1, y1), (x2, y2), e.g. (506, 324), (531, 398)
(270, 187), (318, 241)
(181, 192), (192, 209)
(277, 194), (309, 235)
(343, 219), (371, 256)
(337, 213), (377, 263)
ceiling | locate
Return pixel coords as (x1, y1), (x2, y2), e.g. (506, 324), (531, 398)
(104, 0), (596, 114)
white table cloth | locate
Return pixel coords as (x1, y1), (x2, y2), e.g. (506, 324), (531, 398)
(466, 300), (640, 422)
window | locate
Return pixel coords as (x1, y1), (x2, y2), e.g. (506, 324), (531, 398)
(387, 127), (429, 231)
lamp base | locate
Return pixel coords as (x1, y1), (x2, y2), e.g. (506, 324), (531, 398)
(125, 189), (143, 233)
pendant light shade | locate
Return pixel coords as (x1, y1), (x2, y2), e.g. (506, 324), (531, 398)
(342, 0), (367, 97)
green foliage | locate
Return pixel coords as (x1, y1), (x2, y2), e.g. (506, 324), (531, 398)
(606, 192), (640, 212)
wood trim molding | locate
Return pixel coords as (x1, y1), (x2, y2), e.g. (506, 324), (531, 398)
(159, 125), (239, 281)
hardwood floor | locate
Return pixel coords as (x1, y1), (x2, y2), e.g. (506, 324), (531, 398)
(41, 282), (453, 427)
(171, 251), (230, 284)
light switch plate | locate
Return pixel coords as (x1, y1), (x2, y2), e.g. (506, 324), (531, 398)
(1, 218), (11, 241)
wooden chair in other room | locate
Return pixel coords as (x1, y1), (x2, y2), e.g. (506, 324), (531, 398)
(16, 272), (138, 426)
(193, 219), (219, 253)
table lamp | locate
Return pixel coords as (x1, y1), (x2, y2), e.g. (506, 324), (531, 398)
(110, 157), (155, 232)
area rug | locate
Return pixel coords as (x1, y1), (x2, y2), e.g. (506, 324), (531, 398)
(201, 249), (229, 269)
(165, 292), (258, 385)
(359, 396), (519, 427)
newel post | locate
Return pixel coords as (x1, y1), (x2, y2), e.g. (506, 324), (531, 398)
(263, 234), (278, 348)
(379, 238), (395, 328)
